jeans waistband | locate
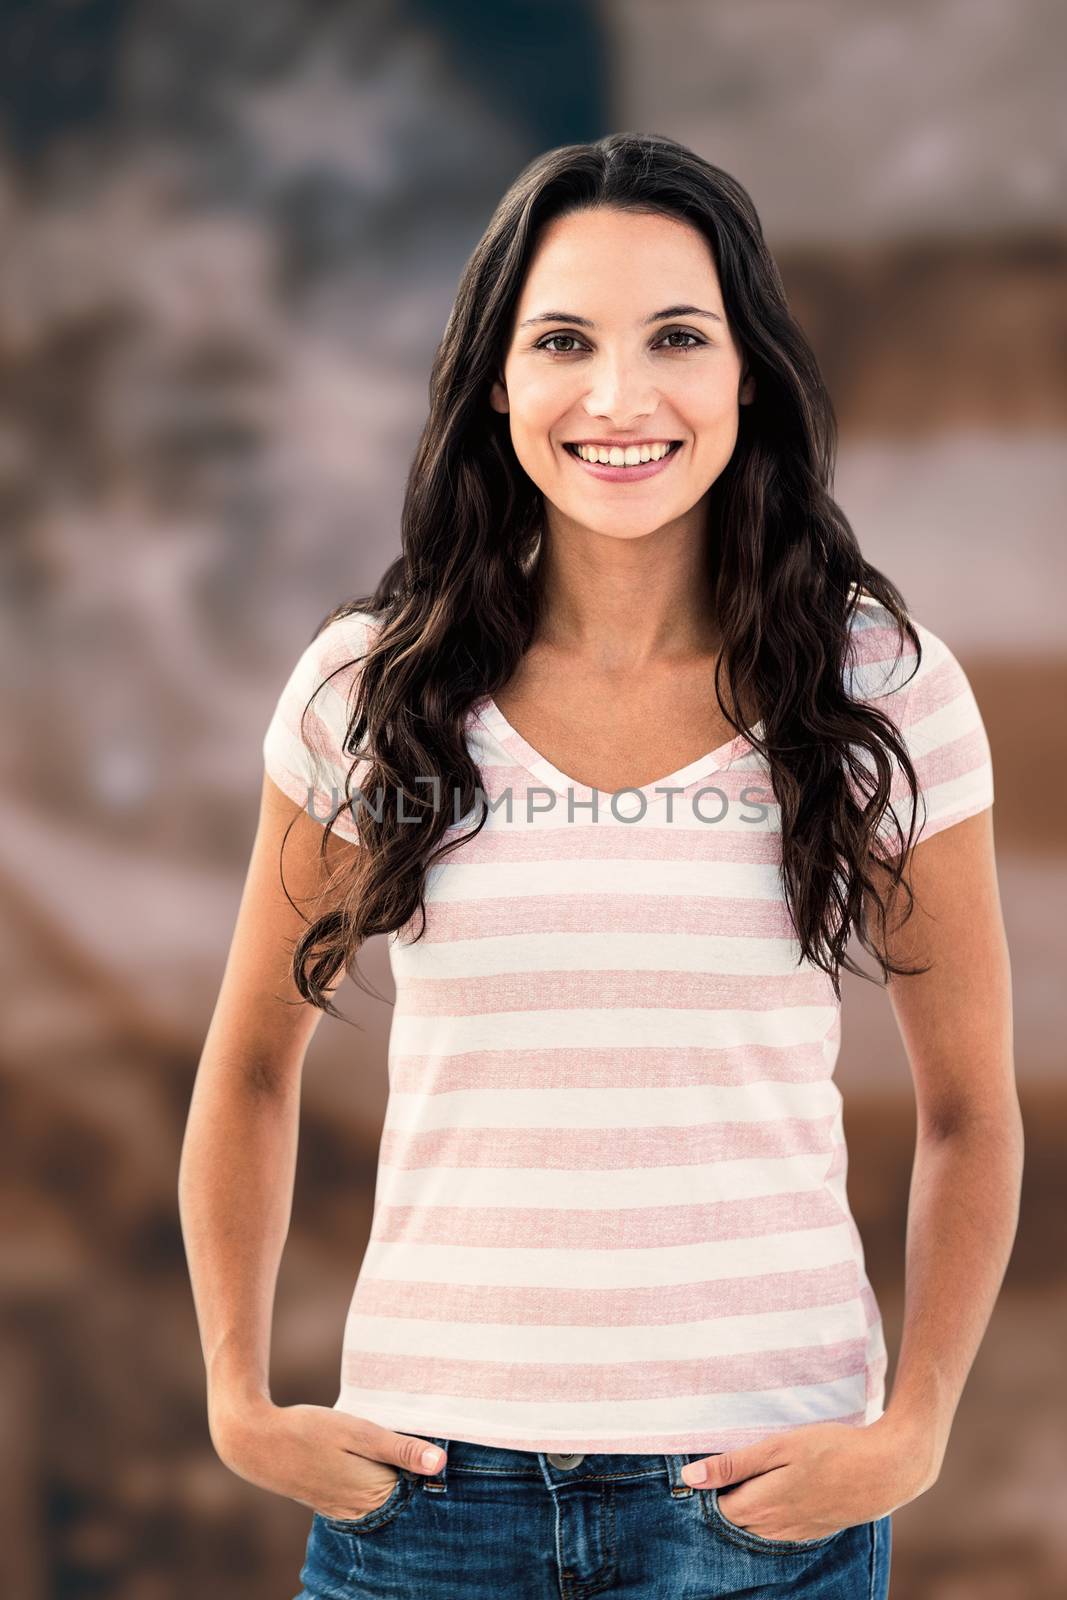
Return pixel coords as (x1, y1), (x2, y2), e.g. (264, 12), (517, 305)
(418, 1436), (712, 1495)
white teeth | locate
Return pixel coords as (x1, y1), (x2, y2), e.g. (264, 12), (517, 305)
(573, 442), (676, 465)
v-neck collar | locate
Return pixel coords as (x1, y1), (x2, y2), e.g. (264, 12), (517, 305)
(471, 693), (762, 807)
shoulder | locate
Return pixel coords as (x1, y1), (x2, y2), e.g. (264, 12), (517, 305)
(262, 604), (385, 833)
(264, 602), (384, 746)
(306, 603), (382, 673)
(845, 588), (950, 709)
(847, 590), (989, 780)
(280, 604), (385, 708)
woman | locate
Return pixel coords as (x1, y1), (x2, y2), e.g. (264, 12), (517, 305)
(179, 133), (1021, 1599)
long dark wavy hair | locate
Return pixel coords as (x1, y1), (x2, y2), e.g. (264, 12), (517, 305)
(281, 131), (928, 1021)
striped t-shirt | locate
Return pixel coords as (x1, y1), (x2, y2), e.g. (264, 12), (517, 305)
(262, 593), (994, 1453)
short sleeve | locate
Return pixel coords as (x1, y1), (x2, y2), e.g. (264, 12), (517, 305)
(262, 608), (377, 844)
(845, 601), (994, 853)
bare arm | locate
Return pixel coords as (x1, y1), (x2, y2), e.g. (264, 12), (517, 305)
(178, 772), (349, 1442)
(872, 806), (1023, 1484)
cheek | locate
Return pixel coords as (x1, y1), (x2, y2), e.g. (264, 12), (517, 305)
(661, 362), (742, 429)
(689, 386), (743, 441)
(689, 356), (740, 397)
(507, 364), (580, 421)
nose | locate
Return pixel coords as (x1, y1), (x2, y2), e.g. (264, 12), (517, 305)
(580, 354), (657, 430)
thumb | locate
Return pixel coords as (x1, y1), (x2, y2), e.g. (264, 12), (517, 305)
(681, 1447), (764, 1488)
(361, 1423), (447, 1475)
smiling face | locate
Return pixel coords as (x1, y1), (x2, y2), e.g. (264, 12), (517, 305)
(489, 206), (755, 544)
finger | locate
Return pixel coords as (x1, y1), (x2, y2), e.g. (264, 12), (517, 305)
(349, 1422), (446, 1475)
(682, 1446), (766, 1487)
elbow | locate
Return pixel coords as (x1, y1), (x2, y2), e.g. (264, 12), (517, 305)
(919, 1096), (1025, 1153)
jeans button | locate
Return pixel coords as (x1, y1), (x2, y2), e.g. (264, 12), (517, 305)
(546, 1453), (584, 1469)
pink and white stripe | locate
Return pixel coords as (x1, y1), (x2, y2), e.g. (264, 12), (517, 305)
(262, 594), (993, 1452)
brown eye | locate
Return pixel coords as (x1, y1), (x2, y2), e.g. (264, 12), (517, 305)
(536, 334), (584, 354)
(657, 329), (704, 350)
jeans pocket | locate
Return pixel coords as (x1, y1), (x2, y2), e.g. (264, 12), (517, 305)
(315, 1468), (414, 1535)
(707, 1486), (849, 1554)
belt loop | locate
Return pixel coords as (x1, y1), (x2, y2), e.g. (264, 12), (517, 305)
(664, 1454), (695, 1498)
(418, 1436), (451, 1494)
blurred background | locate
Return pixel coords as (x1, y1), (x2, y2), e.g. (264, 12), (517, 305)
(1, 1), (1063, 1595)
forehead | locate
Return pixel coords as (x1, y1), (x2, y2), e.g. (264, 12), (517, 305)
(514, 208), (722, 314)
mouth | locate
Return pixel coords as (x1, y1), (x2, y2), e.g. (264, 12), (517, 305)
(562, 440), (685, 483)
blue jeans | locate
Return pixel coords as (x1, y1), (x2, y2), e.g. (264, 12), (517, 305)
(295, 1435), (893, 1598)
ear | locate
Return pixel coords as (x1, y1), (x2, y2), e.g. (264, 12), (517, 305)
(739, 369), (756, 406)
(489, 374), (509, 415)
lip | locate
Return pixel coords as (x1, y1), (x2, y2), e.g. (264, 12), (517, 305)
(563, 440), (684, 484)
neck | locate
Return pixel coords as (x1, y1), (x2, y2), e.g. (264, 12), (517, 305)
(530, 516), (722, 671)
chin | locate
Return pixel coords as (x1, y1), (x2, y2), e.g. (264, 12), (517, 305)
(569, 508), (674, 540)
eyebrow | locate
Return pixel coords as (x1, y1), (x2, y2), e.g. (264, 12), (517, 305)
(517, 303), (725, 331)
